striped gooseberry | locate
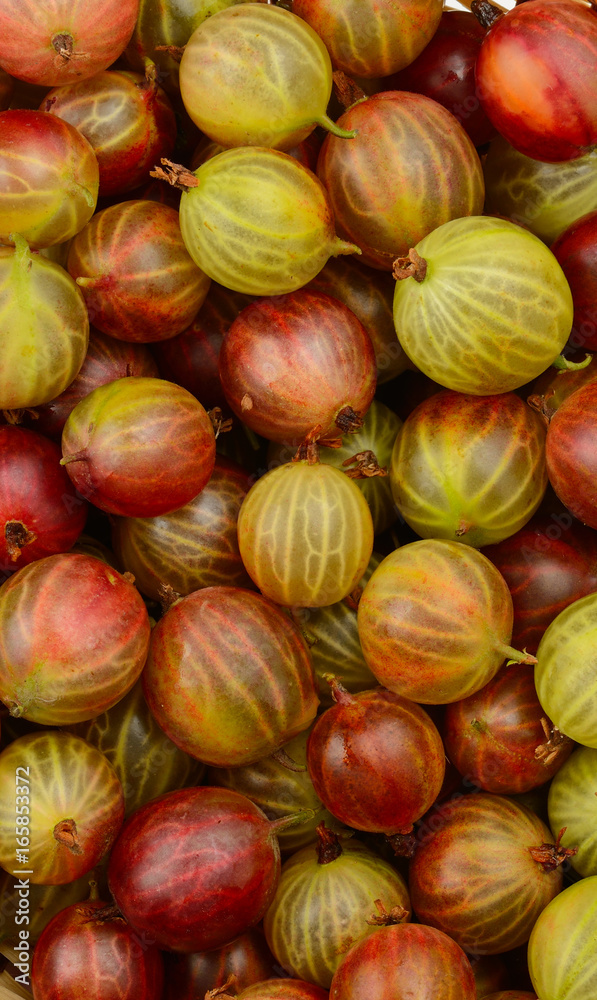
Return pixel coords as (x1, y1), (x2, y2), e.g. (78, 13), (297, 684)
(112, 458), (253, 601)
(142, 585), (319, 767)
(389, 390), (548, 547)
(0, 239), (89, 412)
(162, 929), (278, 1000)
(263, 824), (411, 987)
(393, 216), (573, 394)
(409, 793), (571, 954)
(0, 0), (140, 87)
(67, 200), (211, 343)
(357, 540), (536, 704)
(0, 110), (99, 249)
(219, 290), (377, 443)
(528, 876), (597, 998)
(317, 90), (484, 270)
(42, 67), (177, 197)
(534, 592), (597, 748)
(306, 681), (445, 836)
(179, 4), (356, 150)
(293, 0), (443, 78)
(545, 381), (597, 529)
(237, 457), (374, 608)
(547, 745), (597, 877)
(551, 210), (597, 352)
(0, 731), (124, 885)
(60, 377), (216, 518)
(0, 552), (151, 725)
(107, 786), (302, 953)
(31, 898), (164, 999)
(156, 147), (358, 296)
(329, 923), (476, 1000)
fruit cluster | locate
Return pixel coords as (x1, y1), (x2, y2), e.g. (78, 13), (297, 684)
(0, 1), (597, 999)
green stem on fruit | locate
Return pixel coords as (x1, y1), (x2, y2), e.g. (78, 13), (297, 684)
(271, 747), (307, 772)
(331, 238), (361, 259)
(269, 808), (316, 837)
(315, 113), (358, 139)
(503, 645), (537, 665)
(552, 352), (592, 371)
(323, 674), (354, 706)
(316, 822), (343, 864)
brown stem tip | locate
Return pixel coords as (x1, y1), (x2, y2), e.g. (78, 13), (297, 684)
(52, 32), (75, 60)
(150, 159), (199, 191)
(5, 521), (37, 561)
(157, 582), (182, 614)
(208, 406), (233, 438)
(529, 827), (578, 872)
(386, 831), (417, 858)
(53, 818), (83, 855)
(344, 585), (363, 611)
(332, 70), (367, 110)
(366, 898), (409, 926)
(535, 717), (574, 767)
(342, 450), (387, 480)
(316, 822), (343, 865)
(470, 0), (503, 28)
(205, 973), (237, 999)
(335, 405), (363, 434)
(393, 248), (427, 283)
(293, 426), (322, 465)
(154, 44), (186, 63)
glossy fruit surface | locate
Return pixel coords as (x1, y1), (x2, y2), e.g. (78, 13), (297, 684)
(31, 329), (159, 441)
(294, 0), (442, 78)
(0, 731), (124, 884)
(528, 876), (597, 999)
(240, 982), (329, 999)
(548, 745), (597, 876)
(178, 146), (357, 295)
(475, 0), (597, 163)
(305, 255), (409, 383)
(0, 0), (140, 86)
(112, 458), (252, 601)
(329, 923), (477, 1000)
(0, 425), (87, 570)
(61, 377), (216, 518)
(0, 240), (89, 411)
(393, 216), (573, 394)
(0, 552), (150, 725)
(388, 10), (495, 146)
(482, 510), (597, 655)
(219, 290), (376, 443)
(143, 586), (318, 766)
(546, 381), (597, 528)
(535, 592), (597, 747)
(306, 685), (446, 834)
(31, 898), (164, 999)
(107, 786), (285, 953)
(358, 540), (528, 704)
(409, 794), (565, 954)
(163, 928), (278, 1000)
(209, 725), (341, 856)
(42, 68), (177, 197)
(443, 664), (572, 794)
(483, 138), (597, 245)
(67, 200), (211, 342)
(68, 679), (205, 819)
(551, 210), (597, 352)
(237, 460), (374, 607)
(179, 4), (349, 150)
(390, 390), (547, 547)
(0, 110), (98, 248)
(317, 91), (484, 270)
(264, 827), (410, 987)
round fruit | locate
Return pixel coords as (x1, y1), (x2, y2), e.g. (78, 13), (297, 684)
(0, 731), (124, 885)
(528, 876), (597, 999)
(393, 215), (573, 394)
(547, 745), (597, 877)
(60, 376), (216, 518)
(237, 458), (374, 607)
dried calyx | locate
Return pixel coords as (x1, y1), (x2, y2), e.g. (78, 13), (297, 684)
(316, 821), (344, 865)
(535, 717), (574, 767)
(366, 898), (409, 926)
(342, 450), (387, 480)
(529, 827), (578, 872)
(150, 158), (198, 191)
(393, 248), (427, 283)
